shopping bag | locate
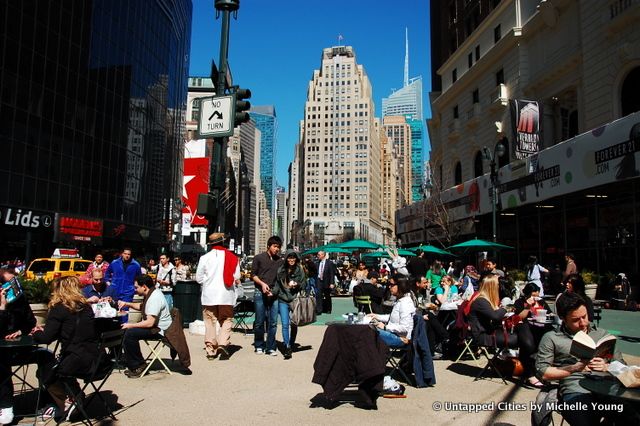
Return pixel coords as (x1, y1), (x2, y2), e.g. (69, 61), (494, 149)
(290, 290), (316, 326)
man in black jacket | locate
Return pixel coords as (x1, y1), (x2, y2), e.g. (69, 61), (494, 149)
(407, 250), (429, 280)
(316, 251), (338, 314)
(352, 279), (385, 314)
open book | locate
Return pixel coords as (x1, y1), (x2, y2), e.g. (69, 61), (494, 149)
(570, 330), (616, 360)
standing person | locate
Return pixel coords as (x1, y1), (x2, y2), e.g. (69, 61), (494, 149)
(174, 257), (190, 282)
(147, 259), (159, 275)
(316, 251), (338, 314)
(251, 236), (283, 356)
(303, 256), (318, 299)
(104, 248), (142, 322)
(195, 233), (241, 360)
(31, 276), (99, 420)
(80, 253), (110, 286)
(525, 255), (549, 297)
(156, 254), (177, 309)
(118, 275), (172, 378)
(563, 253), (578, 279)
(273, 250), (307, 359)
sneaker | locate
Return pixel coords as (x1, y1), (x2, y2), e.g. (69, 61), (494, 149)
(383, 384), (406, 397)
(284, 347), (292, 360)
(432, 352), (443, 360)
(0, 407), (14, 425)
(255, 348), (264, 354)
(64, 394), (84, 421)
(124, 364), (146, 378)
(266, 350), (278, 357)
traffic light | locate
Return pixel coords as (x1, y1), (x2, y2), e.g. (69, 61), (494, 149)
(234, 88), (251, 127)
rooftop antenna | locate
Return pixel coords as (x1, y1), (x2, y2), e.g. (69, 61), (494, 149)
(404, 27), (409, 87)
(337, 33), (344, 46)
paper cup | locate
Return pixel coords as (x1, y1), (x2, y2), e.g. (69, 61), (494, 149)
(536, 309), (547, 320)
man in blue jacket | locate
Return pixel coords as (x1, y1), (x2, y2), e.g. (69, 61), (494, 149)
(105, 248), (141, 322)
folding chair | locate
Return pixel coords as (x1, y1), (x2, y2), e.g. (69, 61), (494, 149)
(454, 336), (481, 366)
(474, 344), (508, 385)
(141, 336), (173, 376)
(385, 344), (412, 385)
(233, 296), (253, 335)
(59, 329), (125, 425)
(354, 296), (373, 314)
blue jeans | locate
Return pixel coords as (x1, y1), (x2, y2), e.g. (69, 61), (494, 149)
(377, 328), (406, 348)
(163, 293), (173, 310)
(278, 301), (298, 348)
(122, 327), (161, 370)
(254, 290), (278, 352)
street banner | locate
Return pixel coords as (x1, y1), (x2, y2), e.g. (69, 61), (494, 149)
(182, 139), (209, 227)
(510, 99), (542, 160)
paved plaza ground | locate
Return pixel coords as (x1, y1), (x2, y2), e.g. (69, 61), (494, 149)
(13, 298), (640, 425)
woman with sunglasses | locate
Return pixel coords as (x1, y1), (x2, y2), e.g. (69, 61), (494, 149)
(367, 275), (416, 347)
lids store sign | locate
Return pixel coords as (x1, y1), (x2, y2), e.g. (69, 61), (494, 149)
(0, 207), (52, 229)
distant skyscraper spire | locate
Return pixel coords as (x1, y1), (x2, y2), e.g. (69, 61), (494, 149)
(404, 27), (409, 87)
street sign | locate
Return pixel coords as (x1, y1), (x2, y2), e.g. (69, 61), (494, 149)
(198, 94), (235, 137)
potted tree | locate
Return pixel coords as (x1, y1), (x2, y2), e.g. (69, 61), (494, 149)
(21, 278), (50, 326)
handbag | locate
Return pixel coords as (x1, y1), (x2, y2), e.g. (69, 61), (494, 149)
(289, 289), (316, 326)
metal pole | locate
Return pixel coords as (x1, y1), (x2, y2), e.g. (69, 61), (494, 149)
(491, 162), (497, 242)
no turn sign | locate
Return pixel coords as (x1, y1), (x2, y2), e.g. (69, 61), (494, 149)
(198, 94), (235, 137)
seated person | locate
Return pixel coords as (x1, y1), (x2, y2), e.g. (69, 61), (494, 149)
(354, 261), (369, 281)
(31, 276), (99, 421)
(536, 292), (633, 425)
(352, 278), (385, 314)
(0, 268), (56, 425)
(367, 276), (416, 348)
(555, 274), (595, 322)
(514, 282), (551, 320)
(82, 269), (118, 305)
(459, 265), (480, 293)
(469, 274), (538, 387)
(435, 275), (459, 305)
(118, 274), (172, 379)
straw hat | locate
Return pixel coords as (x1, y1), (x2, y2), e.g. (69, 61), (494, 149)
(208, 233), (226, 244)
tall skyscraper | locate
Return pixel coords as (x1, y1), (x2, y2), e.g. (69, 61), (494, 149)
(383, 116), (412, 210)
(382, 29), (425, 202)
(249, 105), (277, 227)
(300, 46), (382, 244)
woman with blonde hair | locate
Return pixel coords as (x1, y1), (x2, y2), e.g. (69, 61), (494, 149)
(31, 276), (99, 420)
(469, 274), (539, 387)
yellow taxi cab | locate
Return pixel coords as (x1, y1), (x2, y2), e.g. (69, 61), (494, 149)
(25, 249), (92, 281)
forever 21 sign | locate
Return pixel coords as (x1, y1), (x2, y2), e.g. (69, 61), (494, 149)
(0, 206), (53, 229)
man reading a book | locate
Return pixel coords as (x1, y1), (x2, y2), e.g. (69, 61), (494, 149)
(535, 292), (627, 425)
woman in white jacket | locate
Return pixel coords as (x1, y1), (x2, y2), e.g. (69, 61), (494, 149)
(367, 276), (416, 347)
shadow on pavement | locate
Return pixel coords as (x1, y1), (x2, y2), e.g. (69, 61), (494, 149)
(309, 391), (378, 411)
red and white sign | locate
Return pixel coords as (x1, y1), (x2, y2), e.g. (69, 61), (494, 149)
(182, 139), (209, 227)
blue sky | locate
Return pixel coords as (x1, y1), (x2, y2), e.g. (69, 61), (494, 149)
(189, 0), (431, 189)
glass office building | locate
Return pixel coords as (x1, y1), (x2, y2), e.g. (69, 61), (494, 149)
(0, 0), (192, 261)
(406, 117), (425, 202)
(249, 106), (277, 218)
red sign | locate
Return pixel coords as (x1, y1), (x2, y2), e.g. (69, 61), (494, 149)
(182, 157), (210, 226)
(58, 216), (103, 238)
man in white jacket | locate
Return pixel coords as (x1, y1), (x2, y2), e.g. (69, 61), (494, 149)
(196, 233), (241, 360)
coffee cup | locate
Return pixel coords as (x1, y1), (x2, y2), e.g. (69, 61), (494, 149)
(536, 309), (547, 320)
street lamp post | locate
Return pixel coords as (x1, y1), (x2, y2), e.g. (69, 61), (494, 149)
(483, 143), (506, 242)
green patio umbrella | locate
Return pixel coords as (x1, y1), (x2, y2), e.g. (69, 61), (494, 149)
(363, 249), (416, 258)
(302, 244), (354, 256)
(447, 238), (513, 252)
(334, 239), (382, 250)
(409, 244), (456, 257)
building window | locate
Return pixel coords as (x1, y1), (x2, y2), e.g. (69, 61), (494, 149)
(494, 24), (501, 43)
(468, 52), (473, 68)
(475, 45), (480, 61)
(453, 105), (459, 119)
(472, 89), (479, 104)
(452, 68), (457, 83)
(496, 68), (505, 85)
(474, 151), (483, 177)
(454, 162), (462, 185)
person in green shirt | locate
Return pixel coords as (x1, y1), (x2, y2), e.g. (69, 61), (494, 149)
(425, 261), (446, 291)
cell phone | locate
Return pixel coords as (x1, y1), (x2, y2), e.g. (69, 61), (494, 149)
(2, 278), (23, 304)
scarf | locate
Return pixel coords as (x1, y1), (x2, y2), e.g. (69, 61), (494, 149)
(212, 246), (239, 288)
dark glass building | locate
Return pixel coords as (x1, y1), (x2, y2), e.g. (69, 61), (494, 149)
(0, 0), (192, 261)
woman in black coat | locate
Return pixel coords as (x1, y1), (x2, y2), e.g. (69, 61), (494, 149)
(469, 275), (539, 387)
(32, 276), (99, 420)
